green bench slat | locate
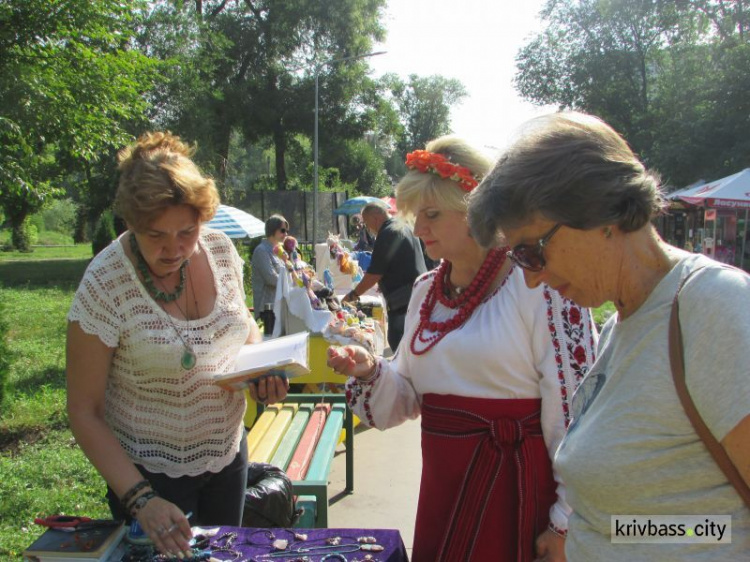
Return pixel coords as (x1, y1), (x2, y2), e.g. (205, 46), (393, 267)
(269, 403), (314, 470)
(305, 403), (345, 482)
(256, 394), (354, 528)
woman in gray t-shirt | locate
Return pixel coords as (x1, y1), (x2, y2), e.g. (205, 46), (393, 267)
(468, 111), (749, 561)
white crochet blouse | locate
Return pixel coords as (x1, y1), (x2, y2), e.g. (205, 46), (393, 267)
(68, 228), (251, 478)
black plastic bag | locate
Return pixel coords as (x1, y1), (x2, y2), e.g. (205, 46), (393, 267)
(242, 462), (301, 528)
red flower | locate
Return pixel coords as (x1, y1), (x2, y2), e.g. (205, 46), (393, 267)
(573, 345), (587, 365)
(568, 306), (581, 325)
(405, 149), (480, 191)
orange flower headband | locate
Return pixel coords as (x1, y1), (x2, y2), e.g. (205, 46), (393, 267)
(405, 149), (480, 192)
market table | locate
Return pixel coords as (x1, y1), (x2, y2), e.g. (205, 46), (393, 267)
(180, 526), (408, 561)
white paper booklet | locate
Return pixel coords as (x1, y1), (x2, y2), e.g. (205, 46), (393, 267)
(214, 332), (310, 391)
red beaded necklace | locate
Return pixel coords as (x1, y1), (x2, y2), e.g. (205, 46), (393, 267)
(410, 247), (508, 355)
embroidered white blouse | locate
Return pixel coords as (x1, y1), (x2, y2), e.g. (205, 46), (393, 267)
(345, 266), (597, 531)
(68, 228), (251, 478)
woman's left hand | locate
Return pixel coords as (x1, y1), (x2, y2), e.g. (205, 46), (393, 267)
(534, 528), (566, 562)
(247, 375), (289, 405)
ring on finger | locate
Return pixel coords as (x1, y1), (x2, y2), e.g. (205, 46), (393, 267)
(157, 526), (168, 535)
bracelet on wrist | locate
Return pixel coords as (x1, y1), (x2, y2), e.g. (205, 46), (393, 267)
(128, 490), (159, 517)
(548, 522), (568, 538)
(120, 479), (151, 510)
(359, 357), (380, 384)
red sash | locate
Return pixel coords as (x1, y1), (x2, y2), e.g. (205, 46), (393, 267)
(413, 394), (556, 562)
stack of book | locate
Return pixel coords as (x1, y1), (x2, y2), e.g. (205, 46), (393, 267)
(23, 522), (126, 562)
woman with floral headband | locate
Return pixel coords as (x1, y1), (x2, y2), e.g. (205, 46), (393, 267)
(328, 135), (597, 562)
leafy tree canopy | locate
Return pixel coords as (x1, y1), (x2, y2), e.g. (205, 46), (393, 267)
(0, 0), (162, 247)
(515, 0), (750, 187)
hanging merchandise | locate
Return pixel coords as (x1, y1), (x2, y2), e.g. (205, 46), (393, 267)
(274, 237), (327, 311)
(326, 235), (364, 279)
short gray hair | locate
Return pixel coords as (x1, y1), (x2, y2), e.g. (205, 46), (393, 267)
(361, 201), (390, 218)
(468, 112), (666, 247)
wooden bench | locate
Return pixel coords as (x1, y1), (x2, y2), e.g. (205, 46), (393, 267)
(246, 393), (354, 528)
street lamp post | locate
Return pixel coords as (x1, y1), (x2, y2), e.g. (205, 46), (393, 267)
(312, 50), (385, 246)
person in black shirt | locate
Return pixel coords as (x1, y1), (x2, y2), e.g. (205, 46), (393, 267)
(342, 202), (426, 351)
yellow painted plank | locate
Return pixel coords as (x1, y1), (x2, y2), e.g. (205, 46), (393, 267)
(249, 403), (299, 463)
(245, 404), (280, 459)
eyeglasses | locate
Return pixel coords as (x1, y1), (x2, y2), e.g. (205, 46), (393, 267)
(507, 223), (562, 272)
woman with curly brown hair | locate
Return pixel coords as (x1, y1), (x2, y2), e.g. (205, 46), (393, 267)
(66, 132), (287, 556)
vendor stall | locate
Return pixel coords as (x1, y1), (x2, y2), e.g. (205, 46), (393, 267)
(244, 236), (385, 428)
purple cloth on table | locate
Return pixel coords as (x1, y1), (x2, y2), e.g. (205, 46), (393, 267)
(208, 527), (409, 561)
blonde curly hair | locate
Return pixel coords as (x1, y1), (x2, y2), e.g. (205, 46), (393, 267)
(114, 131), (219, 232)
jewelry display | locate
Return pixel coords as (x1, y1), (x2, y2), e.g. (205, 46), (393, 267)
(253, 534), (386, 560)
(325, 536), (342, 546)
(210, 531), (241, 560)
(356, 537), (377, 544)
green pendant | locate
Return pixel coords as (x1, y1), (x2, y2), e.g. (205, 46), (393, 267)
(181, 348), (197, 370)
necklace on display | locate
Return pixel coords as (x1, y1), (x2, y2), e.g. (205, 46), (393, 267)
(410, 247), (508, 356)
(129, 232), (188, 302)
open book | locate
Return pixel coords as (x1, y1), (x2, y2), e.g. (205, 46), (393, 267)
(214, 332), (310, 391)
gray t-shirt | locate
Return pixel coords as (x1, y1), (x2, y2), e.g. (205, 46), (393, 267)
(556, 254), (750, 560)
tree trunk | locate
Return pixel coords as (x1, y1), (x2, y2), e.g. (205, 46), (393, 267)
(9, 208), (31, 252)
(215, 123), (232, 203)
(273, 123), (287, 190)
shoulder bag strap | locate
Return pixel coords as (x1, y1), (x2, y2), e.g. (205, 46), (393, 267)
(669, 266), (750, 508)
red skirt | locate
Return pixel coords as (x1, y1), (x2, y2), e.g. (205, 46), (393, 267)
(412, 394), (557, 562)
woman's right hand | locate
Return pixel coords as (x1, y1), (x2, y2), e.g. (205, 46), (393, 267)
(327, 345), (377, 380)
(136, 497), (193, 556)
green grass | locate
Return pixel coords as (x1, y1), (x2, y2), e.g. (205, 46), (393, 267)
(0, 282), (109, 558)
(0, 259), (90, 289)
(0, 229), (78, 248)
(0, 244), (92, 262)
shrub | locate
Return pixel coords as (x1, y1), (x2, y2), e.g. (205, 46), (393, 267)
(92, 210), (116, 256)
(41, 198), (78, 236)
(11, 218), (37, 252)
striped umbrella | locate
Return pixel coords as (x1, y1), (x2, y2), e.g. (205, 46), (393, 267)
(205, 205), (266, 238)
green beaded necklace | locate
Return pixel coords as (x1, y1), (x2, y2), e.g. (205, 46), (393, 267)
(129, 232), (197, 370)
(129, 232), (188, 302)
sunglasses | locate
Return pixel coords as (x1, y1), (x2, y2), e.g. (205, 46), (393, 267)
(507, 223), (562, 272)
(279, 228), (288, 234)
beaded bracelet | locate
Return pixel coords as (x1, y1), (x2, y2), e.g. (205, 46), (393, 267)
(128, 490), (159, 517)
(119, 479), (151, 510)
